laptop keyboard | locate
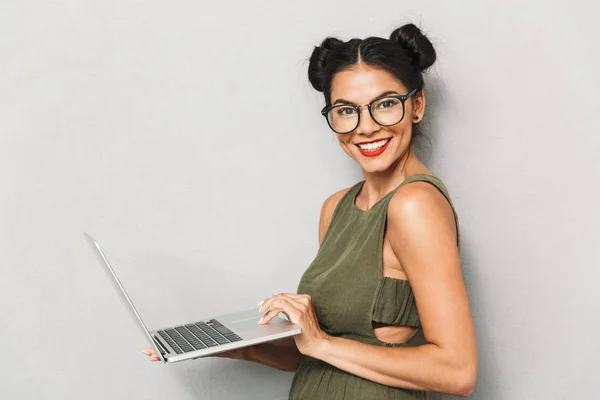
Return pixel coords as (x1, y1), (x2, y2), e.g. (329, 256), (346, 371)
(158, 319), (243, 354)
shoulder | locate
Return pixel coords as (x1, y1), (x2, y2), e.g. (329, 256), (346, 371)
(387, 180), (456, 243)
(318, 186), (353, 244)
(321, 187), (352, 218)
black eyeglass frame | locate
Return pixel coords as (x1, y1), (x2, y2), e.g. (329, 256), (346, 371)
(320, 88), (418, 134)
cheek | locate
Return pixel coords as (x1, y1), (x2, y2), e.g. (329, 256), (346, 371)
(337, 136), (352, 148)
(337, 137), (357, 157)
(390, 123), (412, 143)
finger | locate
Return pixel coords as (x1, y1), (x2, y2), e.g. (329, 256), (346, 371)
(258, 293), (307, 313)
(271, 296), (304, 310)
(259, 308), (279, 324)
(150, 354), (160, 361)
(260, 299), (302, 325)
(296, 294), (312, 306)
(271, 296), (306, 313)
(258, 294), (284, 313)
(271, 297), (307, 323)
(143, 347), (156, 356)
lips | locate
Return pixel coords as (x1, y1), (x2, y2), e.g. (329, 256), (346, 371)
(355, 138), (392, 158)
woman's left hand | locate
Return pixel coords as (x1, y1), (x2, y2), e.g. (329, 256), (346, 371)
(258, 293), (329, 357)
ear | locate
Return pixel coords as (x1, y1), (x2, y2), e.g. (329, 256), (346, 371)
(411, 91), (426, 123)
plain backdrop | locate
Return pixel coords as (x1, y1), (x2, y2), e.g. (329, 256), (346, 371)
(1, 1), (599, 399)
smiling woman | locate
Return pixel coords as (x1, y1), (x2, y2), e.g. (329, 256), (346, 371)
(143, 22), (477, 400)
(253, 23), (477, 399)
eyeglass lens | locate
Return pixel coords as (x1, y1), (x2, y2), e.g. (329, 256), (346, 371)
(326, 96), (406, 134)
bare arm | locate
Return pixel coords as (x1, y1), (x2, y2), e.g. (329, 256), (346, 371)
(245, 337), (303, 371)
(307, 183), (478, 396)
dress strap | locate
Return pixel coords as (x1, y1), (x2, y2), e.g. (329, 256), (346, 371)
(317, 181), (365, 246)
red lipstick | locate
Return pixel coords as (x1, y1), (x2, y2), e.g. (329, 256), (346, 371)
(356, 138), (391, 158)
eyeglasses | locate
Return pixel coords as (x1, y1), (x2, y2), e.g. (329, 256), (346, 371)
(320, 89), (418, 134)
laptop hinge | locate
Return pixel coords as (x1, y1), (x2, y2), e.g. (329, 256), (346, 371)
(153, 334), (169, 356)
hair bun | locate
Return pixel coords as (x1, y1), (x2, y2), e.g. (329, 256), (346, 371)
(308, 37), (344, 92)
(389, 24), (436, 71)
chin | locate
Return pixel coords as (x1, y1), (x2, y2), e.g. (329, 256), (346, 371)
(358, 159), (393, 174)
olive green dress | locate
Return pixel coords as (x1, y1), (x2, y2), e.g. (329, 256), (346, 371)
(289, 174), (460, 400)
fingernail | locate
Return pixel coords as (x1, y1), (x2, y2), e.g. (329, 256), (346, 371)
(143, 350), (149, 355)
(257, 300), (264, 306)
(258, 317), (264, 324)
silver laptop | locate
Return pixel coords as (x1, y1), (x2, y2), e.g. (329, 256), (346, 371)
(83, 232), (302, 363)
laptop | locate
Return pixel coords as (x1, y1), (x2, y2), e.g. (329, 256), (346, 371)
(83, 232), (302, 363)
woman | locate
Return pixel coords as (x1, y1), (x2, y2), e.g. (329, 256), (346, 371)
(145, 23), (477, 399)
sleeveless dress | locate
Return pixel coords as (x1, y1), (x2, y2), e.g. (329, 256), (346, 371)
(289, 174), (460, 400)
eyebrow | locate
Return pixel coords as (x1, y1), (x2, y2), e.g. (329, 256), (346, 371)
(332, 90), (401, 106)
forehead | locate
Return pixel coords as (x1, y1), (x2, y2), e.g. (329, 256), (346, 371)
(330, 64), (408, 103)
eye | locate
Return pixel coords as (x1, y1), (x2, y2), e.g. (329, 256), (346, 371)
(375, 98), (399, 111)
(335, 106), (357, 117)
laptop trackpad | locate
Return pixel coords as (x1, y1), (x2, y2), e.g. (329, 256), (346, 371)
(230, 315), (285, 331)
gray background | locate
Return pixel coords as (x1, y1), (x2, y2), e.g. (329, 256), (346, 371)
(1, 1), (598, 399)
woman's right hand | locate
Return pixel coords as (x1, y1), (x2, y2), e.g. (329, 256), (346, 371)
(142, 346), (162, 362)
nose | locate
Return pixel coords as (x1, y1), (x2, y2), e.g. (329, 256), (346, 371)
(354, 106), (379, 136)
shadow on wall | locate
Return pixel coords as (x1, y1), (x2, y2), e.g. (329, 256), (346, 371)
(438, 233), (501, 400)
(420, 70), (503, 399)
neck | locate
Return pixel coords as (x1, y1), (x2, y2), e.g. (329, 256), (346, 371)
(360, 148), (421, 205)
